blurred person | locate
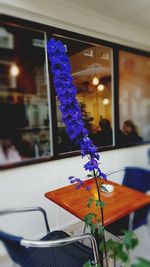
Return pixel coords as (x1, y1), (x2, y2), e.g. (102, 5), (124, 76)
(0, 128), (35, 164)
(58, 126), (79, 153)
(13, 132), (35, 159)
(80, 103), (93, 131)
(89, 124), (99, 143)
(0, 136), (21, 165)
(116, 129), (126, 145)
(90, 124), (99, 135)
(123, 120), (143, 144)
(93, 118), (113, 147)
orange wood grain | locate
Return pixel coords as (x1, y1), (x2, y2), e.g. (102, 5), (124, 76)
(45, 179), (150, 226)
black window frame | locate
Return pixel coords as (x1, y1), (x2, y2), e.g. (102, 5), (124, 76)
(0, 14), (149, 170)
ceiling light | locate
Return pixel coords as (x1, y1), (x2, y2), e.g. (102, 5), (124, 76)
(97, 84), (105, 91)
(102, 97), (110, 105)
(101, 52), (110, 60)
(10, 64), (19, 77)
(92, 76), (99, 86)
(83, 50), (94, 57)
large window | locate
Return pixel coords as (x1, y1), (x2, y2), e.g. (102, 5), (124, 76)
(119, 50), (150, 145)
(53, 35), (114, 153)
(0, 23), (52, 166)
(0, 15), (149, 169)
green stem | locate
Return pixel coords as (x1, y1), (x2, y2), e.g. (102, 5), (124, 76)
(93, 169), (109, 267)
(113, 251), (116, 267)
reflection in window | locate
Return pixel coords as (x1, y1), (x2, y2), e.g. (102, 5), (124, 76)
(54, 36), (114, 153)
(0, 25), (51, 165)
(119, 51), (150, 145)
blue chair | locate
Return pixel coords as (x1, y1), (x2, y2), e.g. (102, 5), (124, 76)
(105, 167), (150, 234)
(0, 207), (99, 267)
(123, 167), (150, 193)
(123, 167), (150, 229)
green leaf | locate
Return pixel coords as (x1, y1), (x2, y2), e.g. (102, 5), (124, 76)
(90, 223), (98, 234)
(87, 174), (93, 178)
(100, 201), (106, 208)
(99, 240), (105, 252)
(99, 238), (115, 252)
(122, 230), (138, 250)
(100, 239), (129, 263)
(95, 200), (106, 208)
(115, 243), (129, 262)
(97, 225), (105, 236)
(84, 213), (97, 227)
(83, 260), (92, 267)
(87, 198), (94, 208)
(83, 260), (101, 267)
(131, 258), (150, 267)
(105, 239), (117, 251)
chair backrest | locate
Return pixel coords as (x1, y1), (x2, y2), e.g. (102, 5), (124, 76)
(123, 167), (150, 229)
(0, 231), (34, 267)
(123, 167), (150, 193)
(106, 168), (125, 184)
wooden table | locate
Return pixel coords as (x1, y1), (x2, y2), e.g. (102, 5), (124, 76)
(45, 178), (150, 226)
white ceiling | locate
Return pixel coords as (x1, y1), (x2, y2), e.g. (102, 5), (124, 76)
(61, 0), (150, 31)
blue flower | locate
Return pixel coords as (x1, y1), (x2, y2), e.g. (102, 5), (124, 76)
(70, 179), (76, 184)
(99, 171), (107, 180)
(68, 176), (74, 180)
(84, 159), (99, 172)
(86, 186), (91, 191)
(75, 184), (81, 189)
(47, 38), (106, 181)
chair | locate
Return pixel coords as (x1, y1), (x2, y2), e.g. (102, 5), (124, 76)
(105, 167), (150, 235)
(0, 207), (99, 267)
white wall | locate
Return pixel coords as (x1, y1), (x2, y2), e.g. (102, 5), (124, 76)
(0, 145), (149, 232)
(0, 0), (150, 259)
(0, 0), (150, 51)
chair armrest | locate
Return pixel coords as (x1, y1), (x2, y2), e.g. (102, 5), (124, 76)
(0, 207), (50, 233)
(106, 168), (125, 177)
(21, 233), (99, 266)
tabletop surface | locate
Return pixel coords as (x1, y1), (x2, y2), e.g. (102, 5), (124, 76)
(45, 178), (150, 226)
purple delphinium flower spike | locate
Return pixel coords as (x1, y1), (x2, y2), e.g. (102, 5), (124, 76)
(47, 38), (106, 181)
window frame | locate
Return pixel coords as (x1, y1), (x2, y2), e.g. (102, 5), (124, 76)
(0, 14), (149, 170)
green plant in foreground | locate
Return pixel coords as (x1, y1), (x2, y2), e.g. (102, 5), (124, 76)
(83, 171), (150, 267)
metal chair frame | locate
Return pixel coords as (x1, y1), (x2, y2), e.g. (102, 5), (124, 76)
(0, 206), (100, 266)
(105, 168), (125, 178)
(0, 207), (50, 233)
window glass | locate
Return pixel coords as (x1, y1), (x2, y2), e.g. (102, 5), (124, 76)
(0, 24), (52, 165)
(119, 50), (150, 145)
(53, 35), (114, 153)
